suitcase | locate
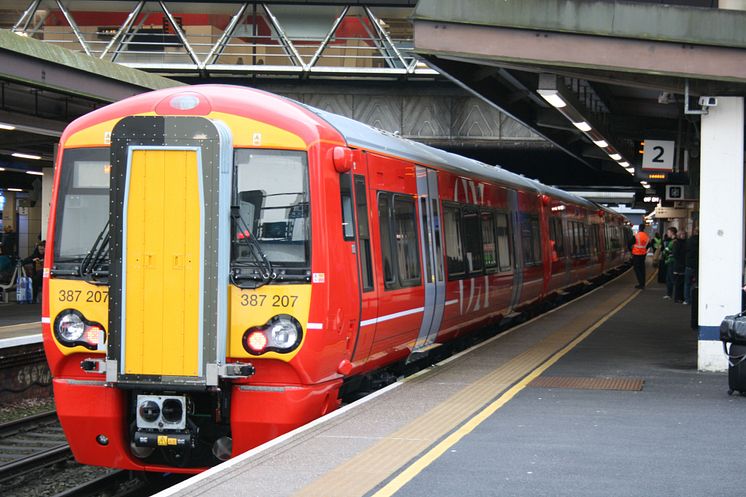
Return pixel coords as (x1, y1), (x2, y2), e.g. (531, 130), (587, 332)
(725, 343), (746, 396)
(720, 312), (746, 395)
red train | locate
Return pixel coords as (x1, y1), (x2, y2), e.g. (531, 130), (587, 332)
(43, 85), (630, 473)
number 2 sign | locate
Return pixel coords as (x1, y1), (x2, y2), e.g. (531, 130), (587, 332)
(642, 139), (675, 170)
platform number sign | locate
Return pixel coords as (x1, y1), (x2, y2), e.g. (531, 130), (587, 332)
(642, 140), (675, 171)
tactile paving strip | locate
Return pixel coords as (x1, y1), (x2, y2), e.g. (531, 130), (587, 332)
(529, 376), (644, 391)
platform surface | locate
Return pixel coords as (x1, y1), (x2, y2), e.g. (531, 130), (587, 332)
(153, 268), (741, 497)
(0, 303), (42, 348)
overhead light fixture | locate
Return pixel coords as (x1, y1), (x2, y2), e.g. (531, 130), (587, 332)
(0, 167), (5, 171)
(537, 73), (630, 170)
(537, 90), (567, 108)
(12, 152), (42, 160)
(0, 123), (16, 131)
(618, 161), (630, 167)
(625, 167), (635, 174)
(26, 170), (44, 176)
(7, 188), (23, 192)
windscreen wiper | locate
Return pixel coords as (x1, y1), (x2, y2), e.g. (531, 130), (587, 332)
(230, 206), (275, 288)
(79, 221), (110, 285)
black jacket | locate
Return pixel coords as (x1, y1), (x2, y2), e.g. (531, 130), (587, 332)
(674, 238), (687, 273)
(685, 235), (699, 270)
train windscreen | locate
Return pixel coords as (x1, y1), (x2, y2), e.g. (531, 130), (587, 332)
(53, 148), (110, 264)
(233, 149), (310, 270)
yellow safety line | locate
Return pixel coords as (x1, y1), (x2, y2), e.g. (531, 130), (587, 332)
(371, 289), (640, 497)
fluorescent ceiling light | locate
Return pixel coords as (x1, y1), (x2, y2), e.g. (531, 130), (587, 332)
(7, 188), (23, 191)
(537, 90), (567, 108)
(12, 152), (42, 160)
(0, 123), (16, 131)
(572, 121), (592, 132)
(608, 153), (622, 161)
(26, 170), (43, 176)
(0, 167), (4, 171)
(625, 167), (635, 174)
(592, 139), (608, 148)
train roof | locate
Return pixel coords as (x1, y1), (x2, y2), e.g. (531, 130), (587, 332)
(306, 105), (605, 212)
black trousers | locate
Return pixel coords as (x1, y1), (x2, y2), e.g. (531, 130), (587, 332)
(632, 254), (646, 287)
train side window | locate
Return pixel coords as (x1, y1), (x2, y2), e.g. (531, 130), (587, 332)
(463, 208), (483, 274)
(432, 199), (444, 282)
(571, 222), (580, 256)
(443, 203), (465, 279)
(495, 212), (512, 272)
(549, 217), (564, 258)
(377, 192), (397, 289)
(481, 211), (497, 272)
(340, 173), (355, 241)
(354, 175), (374, 292)
(420, 198), (433, 283)
(521, 214), (541, 265)
(393, 195), (421, 287)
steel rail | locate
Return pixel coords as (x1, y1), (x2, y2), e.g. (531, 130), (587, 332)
(0, 444), (72, 483)
(0, 410), (58, 437)
(51, 470), (134, 497)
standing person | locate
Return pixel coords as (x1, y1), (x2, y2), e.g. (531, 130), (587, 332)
(684, 228), (699, 305)
(662, 226), (678, 299)
(20, 240), (45, 303)
(658, 229), (670, 283)
(1, 225), (18, 258)
(631, 223), (649, 289)
(673, 231), (687, 303)
(649, 232), (663, 268)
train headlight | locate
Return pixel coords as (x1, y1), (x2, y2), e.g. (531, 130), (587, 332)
(57, 312), (85, 342)
(242, 315), (303, 356)
(269, 319), (299, 349)
(53, 310), (107, 351)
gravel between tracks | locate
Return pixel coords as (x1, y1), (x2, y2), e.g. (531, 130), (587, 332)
(0, 397), (56, 424)
(3, 459), (115, 497)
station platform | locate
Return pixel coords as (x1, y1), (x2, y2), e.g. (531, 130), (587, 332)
(0, 302), (42, 348)
(155, 266), (742, 497)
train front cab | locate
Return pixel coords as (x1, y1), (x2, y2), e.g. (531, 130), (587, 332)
(44, 101), (351, 472)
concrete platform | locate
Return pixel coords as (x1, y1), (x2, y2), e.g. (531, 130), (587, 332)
(151, 266), (740, 497)
(0, 302), (42, 348)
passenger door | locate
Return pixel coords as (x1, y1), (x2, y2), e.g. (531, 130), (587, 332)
(348, 153), (379, 364)
(412, 166), (446, 353)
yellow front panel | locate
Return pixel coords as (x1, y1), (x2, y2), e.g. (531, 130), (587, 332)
(228, 284), (312, 361)
(48, 279), (110, 355)
(124, 149), (201, 376)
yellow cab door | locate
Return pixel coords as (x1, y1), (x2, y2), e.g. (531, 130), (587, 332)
(123, 148), (202, 377)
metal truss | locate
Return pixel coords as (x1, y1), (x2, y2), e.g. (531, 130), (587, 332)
(12, 1), (437, 79)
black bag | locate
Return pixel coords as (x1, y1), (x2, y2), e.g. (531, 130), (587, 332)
(719, 311), (746, 344)
(724, 343), (746, 395)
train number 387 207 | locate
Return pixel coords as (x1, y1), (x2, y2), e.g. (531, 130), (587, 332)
(240, 294), (299, 308)
(58, 289), (109, 303)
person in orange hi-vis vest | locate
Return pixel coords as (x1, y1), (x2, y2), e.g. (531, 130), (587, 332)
(632, 223), (649, 289)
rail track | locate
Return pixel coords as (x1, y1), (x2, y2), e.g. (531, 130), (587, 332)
(0, 410), (72, 483)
